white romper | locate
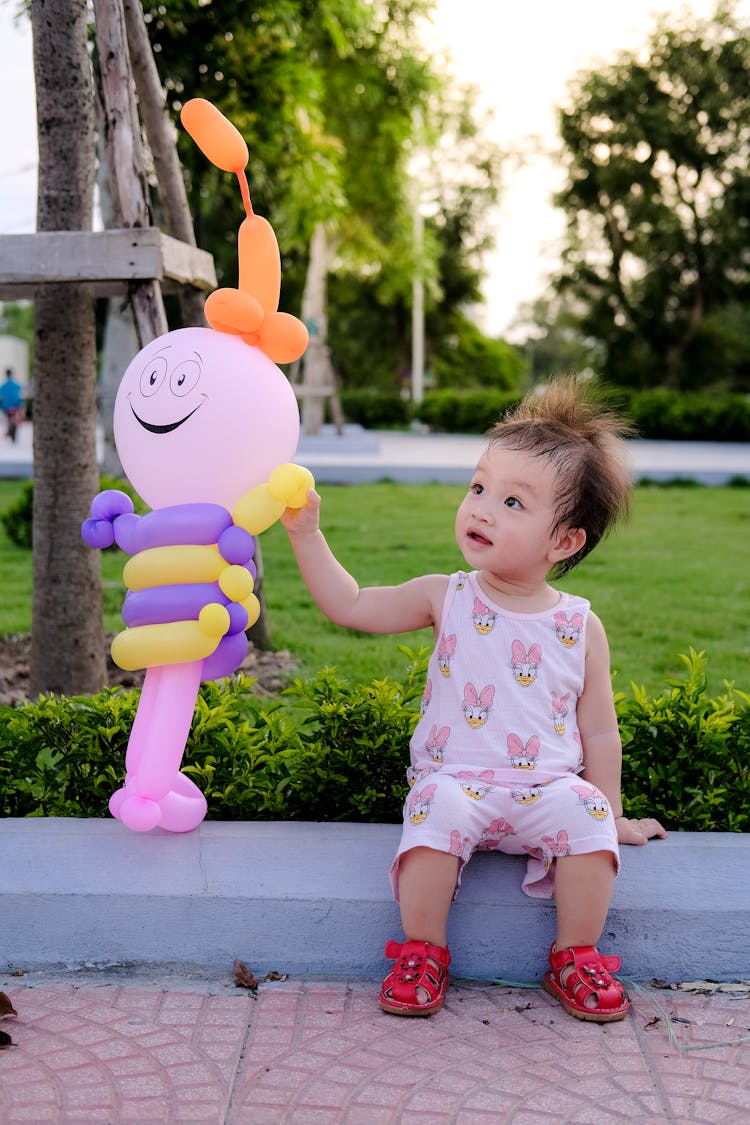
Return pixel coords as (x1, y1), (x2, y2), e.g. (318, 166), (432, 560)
(390, 571), (619, 900)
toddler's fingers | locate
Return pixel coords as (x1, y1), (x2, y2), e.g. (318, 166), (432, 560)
(640, 817), (668, 840)
(280, 488), (320, 531)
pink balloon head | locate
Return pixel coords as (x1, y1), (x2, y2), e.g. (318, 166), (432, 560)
(113, 327), (300, 511)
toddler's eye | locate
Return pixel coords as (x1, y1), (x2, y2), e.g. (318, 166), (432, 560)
(470, 482), (484, 495)
(505, 496), (522, 509)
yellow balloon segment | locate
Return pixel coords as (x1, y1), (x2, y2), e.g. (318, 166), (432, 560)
(123, 544), (224, 590)
(198, 602), (231, 637)
(242, 592), (261, 628)
(219, 564), (254, 602)
(232, 463), (315, 533)
(269, 463), (314, 509)
(232, 483), (284, 535)
(111, 610), (231, 671)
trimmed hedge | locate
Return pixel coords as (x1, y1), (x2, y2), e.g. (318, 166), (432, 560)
(618, 389), (750, 442)
(0, 648), (746, 832)
(338, 386), (750, 442)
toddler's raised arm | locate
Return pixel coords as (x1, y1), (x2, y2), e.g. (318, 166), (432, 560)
(282, 488), (444, 636)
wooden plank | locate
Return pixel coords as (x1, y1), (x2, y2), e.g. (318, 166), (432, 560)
(0, 229), (217, 298)
(158, 232), (216, 291)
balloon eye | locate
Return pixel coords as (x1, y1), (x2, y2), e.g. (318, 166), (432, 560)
(139, 355), (168, 397)
(170, 360), (201, 397)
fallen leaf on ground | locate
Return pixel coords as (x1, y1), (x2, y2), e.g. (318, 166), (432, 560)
(265, 971), (288, 982)
(652, 979), (750, 997)
(0, 992), (18, 1019)
(676, 980), (750, 996)
(233, 960), (260, 990)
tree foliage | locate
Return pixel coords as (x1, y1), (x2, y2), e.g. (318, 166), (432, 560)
(142, 0), (507, 390)
(553, 2), (750, 391)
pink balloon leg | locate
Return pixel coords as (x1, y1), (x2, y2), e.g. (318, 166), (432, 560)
(109, 660), (207, 833)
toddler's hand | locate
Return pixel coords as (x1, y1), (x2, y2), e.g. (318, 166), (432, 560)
(616, 815), (667, 846)
(281, 487), (321, 536)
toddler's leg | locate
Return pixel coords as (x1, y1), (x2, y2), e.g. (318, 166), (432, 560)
(380, 846), (458, 1017)
(398, 845), (459, 948)
(546, 850), (628, 1022)
(554, 850), (615, 948)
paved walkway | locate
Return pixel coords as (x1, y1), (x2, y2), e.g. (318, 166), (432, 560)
(1, 421), (749, 484)
(1, 971), (749, 1123)
(0, 972), (746, 1120)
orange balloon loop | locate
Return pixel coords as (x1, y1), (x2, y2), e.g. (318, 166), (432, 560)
(180, 99), (248, 174)
(204, 289), (264, 336)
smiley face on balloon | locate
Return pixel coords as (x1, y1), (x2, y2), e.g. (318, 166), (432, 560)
(82, 99), (313, 834)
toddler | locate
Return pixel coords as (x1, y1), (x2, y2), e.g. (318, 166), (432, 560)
(282, 376), (665, 1022)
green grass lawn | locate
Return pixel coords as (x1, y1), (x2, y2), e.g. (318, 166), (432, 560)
(1, 479), (748, 695)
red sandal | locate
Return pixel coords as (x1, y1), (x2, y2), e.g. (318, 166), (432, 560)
(543, 944), (629, 1023)
(379, 939), (450, 1017)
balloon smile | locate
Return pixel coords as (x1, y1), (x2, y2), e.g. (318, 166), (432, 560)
(129, 396), (206, 434)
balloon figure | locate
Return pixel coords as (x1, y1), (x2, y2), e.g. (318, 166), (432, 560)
(82, 99), (313, 833)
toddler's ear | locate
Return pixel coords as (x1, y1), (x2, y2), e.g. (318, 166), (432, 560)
(550, 526), (586, 563)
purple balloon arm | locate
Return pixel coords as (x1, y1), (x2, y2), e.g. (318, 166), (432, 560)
(91, 489), (135, 520)
(202, 632), (249, 681)
(123, 584), (249, 635)
(82, 490), (136, 549)
(113, 512), (142, 554)
(81, 516), (115, 549)
(127, 504), (233, 552)
(218, 526), (255, 565)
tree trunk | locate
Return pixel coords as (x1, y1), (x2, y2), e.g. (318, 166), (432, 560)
(300, 223), (332, 436)
(30, 0), (106, 695)
(122, 0), (205, 329)
(93, 0), (168, 348)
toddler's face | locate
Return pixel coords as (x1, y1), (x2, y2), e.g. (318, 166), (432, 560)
(454, 443), (564, 583)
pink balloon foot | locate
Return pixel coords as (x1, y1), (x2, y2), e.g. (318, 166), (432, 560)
(108, 786), (128, 820)
(119, 793), (162, 832)
(158, 781), (208, 833)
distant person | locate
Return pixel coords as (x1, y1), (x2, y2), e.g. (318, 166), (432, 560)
(0, 368), (23, 443)
(281, 375), (666, 1023)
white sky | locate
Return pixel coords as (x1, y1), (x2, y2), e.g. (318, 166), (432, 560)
(1, 1), (746, 338)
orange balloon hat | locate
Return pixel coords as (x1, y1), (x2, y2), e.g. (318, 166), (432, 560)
(180, 98), (308, 365)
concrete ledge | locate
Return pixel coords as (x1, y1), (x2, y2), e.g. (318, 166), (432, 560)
(2, 819), (747, 982)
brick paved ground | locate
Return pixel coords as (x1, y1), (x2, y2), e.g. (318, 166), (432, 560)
(1, 976), (748, 1123)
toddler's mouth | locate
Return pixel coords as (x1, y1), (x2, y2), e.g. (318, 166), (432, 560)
(468, 529), (492, 547)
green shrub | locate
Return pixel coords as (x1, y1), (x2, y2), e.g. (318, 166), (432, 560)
(431, 314), (524, 391)
(339, 388), (411, 429)
(0, 647), (428, 823)
(619, 389), (750, 442)
(416, 389), (523, 434)
(265, 659), (425, 821)
(311, 385), (750, 441)
(0, 687), (137, 816)
(0, 482), (33, 549)
(618, 649), (750, 831)
(0, 475), (146, 550)
(1, 648), (746, 830)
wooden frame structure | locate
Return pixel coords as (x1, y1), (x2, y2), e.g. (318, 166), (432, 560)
(0, 229), (216, 302)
